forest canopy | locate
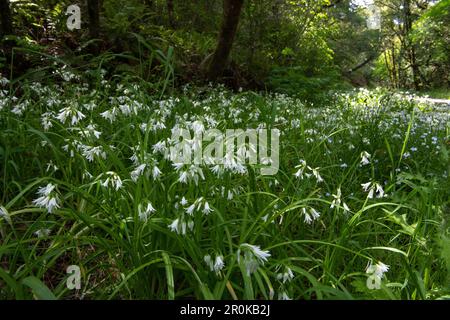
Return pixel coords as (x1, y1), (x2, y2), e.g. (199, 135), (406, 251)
(0, 0), (448, 96)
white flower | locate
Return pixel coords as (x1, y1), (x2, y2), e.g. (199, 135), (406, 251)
(41, 112), (54, 130)
(276, 267), (295, 283)
(56, 105), (85, 125)
(152, 141), (167, 154)
(45, 161), (58, 173)
(309, 167), (324, 183)
(168, 217), (193, 235)
(302, 207), (320, 224)
(138, 202), (156, 222)
(237, 243), (271, 276)
(34, 228), (51, 238)
(131, 164), (147, 182)
(32, 183), (60, 213)
(360, 151), (371, 166)
(310, 207), (320, 219)
(361, 181), (372, 192)
(214, 255), (225, 273)
(374, 262), (390, 276)
(330, 187), (342, 209)
(168, 218), (180, 233)
(152, 165), (162, 179)
(100, 107), (118, 123)
(343, 202), (350, 212)
(205, 254), (225, 274)
(361, 181), (385, 199)
(202, 201), (213, 215)
(366, 261), (390, 278)
(82, 145), (106, 162)
(101, 172), (123, 191)
(178, 171), (188, 184)
(278, 291), (292, 300)
(330, 187), (350, 212)
(0, 206), (9, 222)
(294, 160), (307, 179)
(84, 124), (102, 139)
(186, 203), (196, 216)
(204, 255), (213, 270)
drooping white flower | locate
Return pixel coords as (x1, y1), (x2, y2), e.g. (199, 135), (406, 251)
(56, 105), (85, 125)
(101, 172), (123, 191)
(168, 218), (180, 233)
(360, 151), (371, 166)
(310, 207), (321, 220)
(214, 255), (225, 273)
(202, 201), (213, 215)
(294, 160), (307, 179)
(237, 243), (271, 276)
(330, 187), (350, 213)
(361, 181), (372, 192)
(84, 124), (102, 139)
(276, 267), (295, 283)
(204, 254), (225, 274)
(32, 183), (60, 213)
(152, 165), (162, 179)
(374, 262), (390, 276)
(204, 255), (213, 270)
(138, 202), (156, 222)
(366, 261), (390, 279)
(0, 206), (9, 220)
(302, 207), (320, 224)
(82, 145), (106, 162)
(278, 291), (292, 300)
(34, 228), (51, 238)
(168, 217), (194, 236)
(100, 107), (118, 123)
(361, 181), (385, 199)
(186, 203), (196, 216)
(131, 164), (147, 182)
(375, 183), (385, 198)
(309, 167), (324, 183)
(41, 112), (54, 130)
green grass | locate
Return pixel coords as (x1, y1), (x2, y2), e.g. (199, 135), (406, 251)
(418, 89), (450, 100)
(0, 75), (449, 300)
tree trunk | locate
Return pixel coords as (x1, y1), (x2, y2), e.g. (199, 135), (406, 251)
(0, 0), (13, 38)
(167, 0), (175, 28)
(207, 0), (244, 81)
(87, 0), (100, 39)
(403, 0), (420, 90)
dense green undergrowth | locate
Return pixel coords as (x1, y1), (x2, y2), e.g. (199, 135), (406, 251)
(0, 72), (449, 300)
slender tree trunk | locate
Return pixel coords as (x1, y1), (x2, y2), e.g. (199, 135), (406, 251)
(349, 55), (375, 74)
(167, 0), (175, 28)
(0, 0), (13, 38)
(207, 0), (244, 81)
(87, 0), (100, 39)
(403, 0), (420, 90)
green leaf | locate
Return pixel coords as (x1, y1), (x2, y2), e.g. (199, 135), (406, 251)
(22, 276), (57, 300)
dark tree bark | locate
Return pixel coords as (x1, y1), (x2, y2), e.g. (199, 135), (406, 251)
(167, 0), (175, 28)
(207, 0), (244, 81)
(87, 0), (100, 39)
(348, 55), (375, 74)
(0, 0), (13, 38)
(403, 0), (421, 90)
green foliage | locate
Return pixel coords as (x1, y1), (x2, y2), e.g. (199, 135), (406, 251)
(268, 66), (347, 100)
(1, 75), (449, 299)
